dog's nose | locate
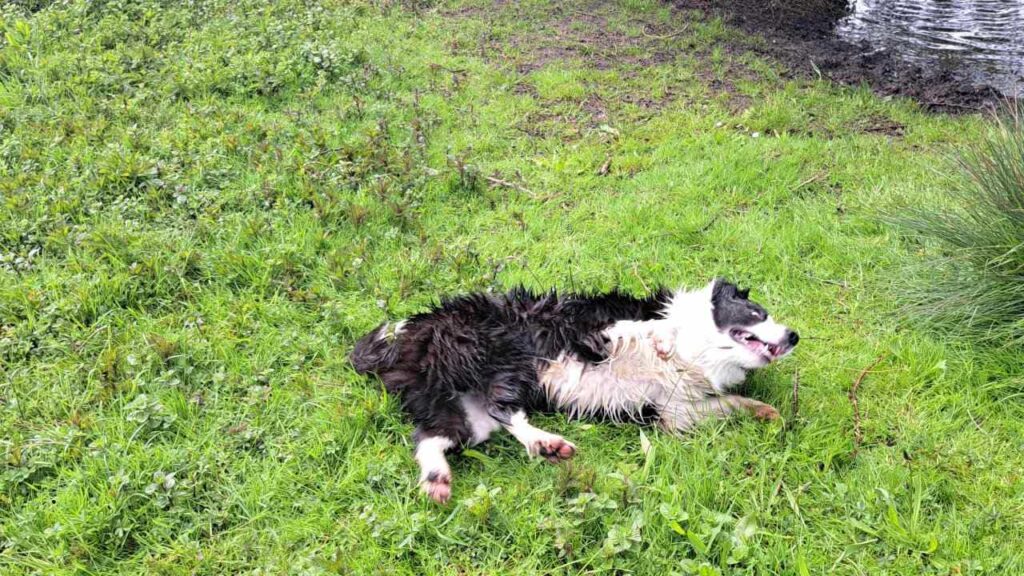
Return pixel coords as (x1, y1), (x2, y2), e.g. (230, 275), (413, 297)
(787, 330), (800, 346)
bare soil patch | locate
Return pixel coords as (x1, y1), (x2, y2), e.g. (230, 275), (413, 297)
(444, 0), (765, 117)
(448, 1), (677, 73)
(678, 0), (1007, 113)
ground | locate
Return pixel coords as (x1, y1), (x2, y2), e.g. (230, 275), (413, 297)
(678, 0), (1006, 113)
(1, 0), (1023, 574)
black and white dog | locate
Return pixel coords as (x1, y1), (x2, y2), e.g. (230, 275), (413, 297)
(351, 279), (798, 503)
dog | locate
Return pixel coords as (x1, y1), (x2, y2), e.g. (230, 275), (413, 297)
(351, 278), (798, 503)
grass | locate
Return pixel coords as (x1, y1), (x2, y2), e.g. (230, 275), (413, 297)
(889, 104), (1024, 345)
(1, 0), (1023, 574)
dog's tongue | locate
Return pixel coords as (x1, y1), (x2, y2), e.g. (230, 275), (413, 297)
(743, 338), (767, 356)
(748, 338), (785, 360)
(735, 330), (785, 360)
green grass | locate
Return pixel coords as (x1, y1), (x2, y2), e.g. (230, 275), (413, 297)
(1, 0), (1023, 574)
(888, 104), (1024, 345)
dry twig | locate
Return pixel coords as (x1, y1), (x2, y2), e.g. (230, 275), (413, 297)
(791, 369), (800, 423)
(641, 23), (689, 40)
(849, 355), (885, 458)
(791, 169), (828, 192)
(631, 263), (649, 293)
(485, 173), (531, 195)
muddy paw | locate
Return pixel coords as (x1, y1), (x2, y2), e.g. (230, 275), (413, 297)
(420, 470), (452, 504)
(752, 404), (780, 421)
(533, 436), (577, 464)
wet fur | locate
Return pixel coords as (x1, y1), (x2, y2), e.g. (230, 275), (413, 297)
(351, 287), (671, 437)
(351, 280), (796, 502)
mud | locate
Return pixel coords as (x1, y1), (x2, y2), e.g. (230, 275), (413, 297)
(679, 0), (1010, 113)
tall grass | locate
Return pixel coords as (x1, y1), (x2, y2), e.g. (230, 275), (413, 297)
(891, 104), (1024, 345)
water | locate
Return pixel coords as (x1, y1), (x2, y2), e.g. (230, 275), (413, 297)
(836, 0), (1024, 95)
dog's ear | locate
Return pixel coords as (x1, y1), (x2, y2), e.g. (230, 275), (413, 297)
(710, 278), (735, 303)
(736, 287), (750, 300)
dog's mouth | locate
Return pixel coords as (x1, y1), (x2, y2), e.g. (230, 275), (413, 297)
(729, 328), (789, 361)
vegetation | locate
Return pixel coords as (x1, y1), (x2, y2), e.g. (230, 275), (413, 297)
(1, 0), (1022, 574)
(890, 104), (1024, 345)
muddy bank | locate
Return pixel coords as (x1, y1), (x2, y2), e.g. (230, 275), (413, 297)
(678, 0), (1008, 113)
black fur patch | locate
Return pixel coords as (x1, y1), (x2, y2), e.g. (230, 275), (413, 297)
(350, 287), (670, 444)
(711, 278), (768, 329)
(350, 324), (399, 374)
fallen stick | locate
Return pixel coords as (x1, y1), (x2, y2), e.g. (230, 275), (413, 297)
(485, 174), (531, 195)
(641, 23), (689, 40)
(791, 369), (800, 423)
(849, 354), (885, 458)
(631, 263), (649, 293)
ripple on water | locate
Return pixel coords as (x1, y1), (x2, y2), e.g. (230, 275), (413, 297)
(836, 0), (1024, 95)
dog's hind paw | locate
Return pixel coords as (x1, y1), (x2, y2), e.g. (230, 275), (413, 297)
(420, 471), (452, 504)
(533, 436), (577, 464)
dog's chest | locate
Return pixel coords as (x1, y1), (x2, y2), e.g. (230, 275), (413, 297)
(537, 347), (711, 420)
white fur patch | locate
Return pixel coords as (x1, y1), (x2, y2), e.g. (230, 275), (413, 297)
(383, 320), (407, 341)
(538, 281), (767, 424)
(414, 436), (454, 481)
(503, 411), (574, 459)
(748, 316), (788, 346)
(460, 395), (501, 445)
(505, 411), (546, 450)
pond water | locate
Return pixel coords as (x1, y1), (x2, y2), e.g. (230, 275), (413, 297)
(836, 0), (1024, 95)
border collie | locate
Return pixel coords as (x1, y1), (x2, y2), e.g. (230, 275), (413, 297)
(351, 279), (798, 503)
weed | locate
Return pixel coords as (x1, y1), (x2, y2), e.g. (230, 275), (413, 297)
(889, 103), (1024, 345)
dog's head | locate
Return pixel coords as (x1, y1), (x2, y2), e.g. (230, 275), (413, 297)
(707, 278), (798, 370)
(662, 278), (798, 391)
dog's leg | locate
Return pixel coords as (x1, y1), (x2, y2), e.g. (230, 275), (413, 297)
(649, 325), (678, 361)
(387, 366), (472, 504)
(413, 434), (456, 504)
(481, 359), (576, 464)
(657, 395), (779, 432)
(501, 410), (576, 464)
(603, 320), (678, 360)
(740, 397), (781, 421)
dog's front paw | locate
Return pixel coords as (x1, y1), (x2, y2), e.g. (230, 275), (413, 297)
(531, 436), (577, 464)
(420, 470), (452, 504)
(752, 403), (780, 421)
(651, 327), (677, 360)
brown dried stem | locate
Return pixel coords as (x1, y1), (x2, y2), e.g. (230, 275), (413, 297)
(849, 355), (885, 458)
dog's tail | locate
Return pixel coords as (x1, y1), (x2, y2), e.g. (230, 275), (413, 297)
(350, 322), (402, 375)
